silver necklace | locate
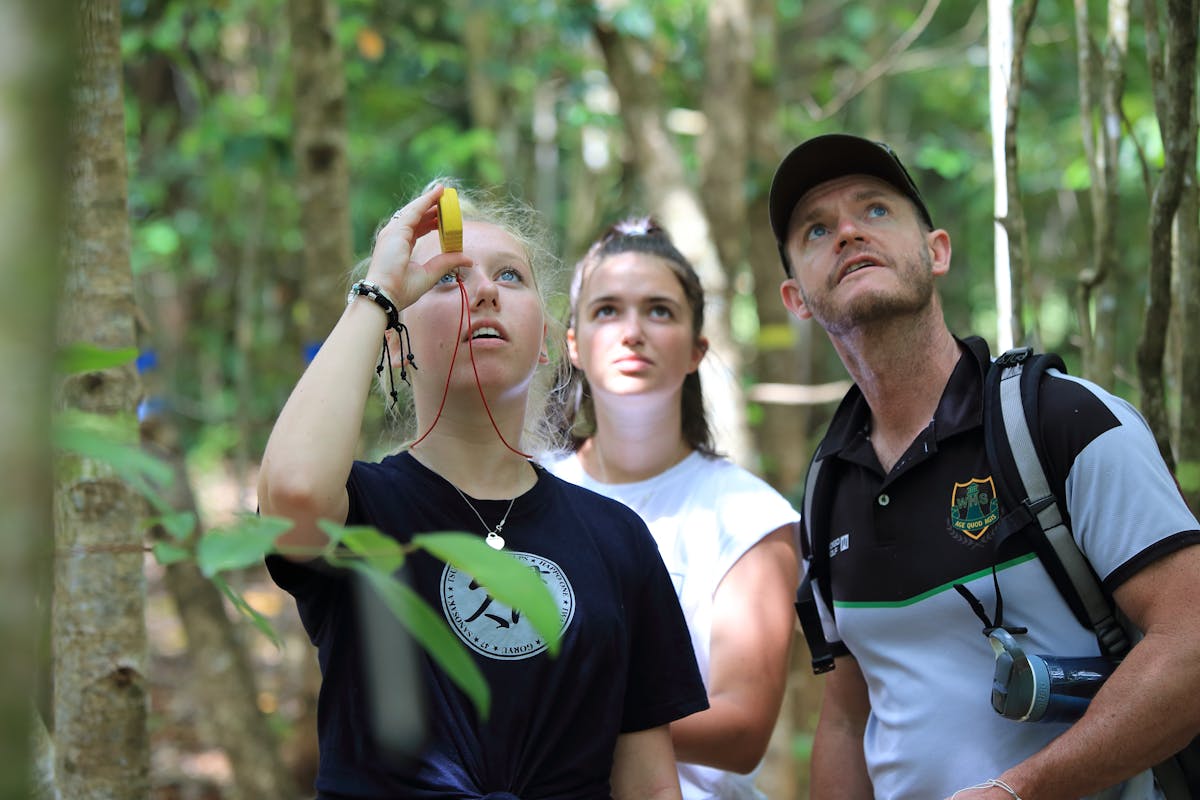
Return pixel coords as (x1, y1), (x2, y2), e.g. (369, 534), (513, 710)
(451, 485), (516, 550)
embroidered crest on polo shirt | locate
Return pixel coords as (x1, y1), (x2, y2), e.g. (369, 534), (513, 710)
(948, 477), (1000, 541)
(440, 552), (576, 660)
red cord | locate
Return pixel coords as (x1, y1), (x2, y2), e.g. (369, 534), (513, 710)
(408, 277), (532, 459)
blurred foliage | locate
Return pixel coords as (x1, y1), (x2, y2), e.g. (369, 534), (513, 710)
(119, 0), (1172, 466)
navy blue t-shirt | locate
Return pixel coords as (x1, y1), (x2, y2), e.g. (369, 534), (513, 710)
(267, 453), (708, 799)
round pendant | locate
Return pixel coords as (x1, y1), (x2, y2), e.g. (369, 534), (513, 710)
(486, 532), (505, 550)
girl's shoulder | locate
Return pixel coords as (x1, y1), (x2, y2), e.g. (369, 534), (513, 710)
(686, 452), (784, 494)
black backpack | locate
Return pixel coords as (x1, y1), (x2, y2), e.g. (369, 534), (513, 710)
(793, 346), (1200, 798)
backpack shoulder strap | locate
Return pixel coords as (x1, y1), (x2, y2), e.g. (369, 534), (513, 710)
(795, 447), (839, 674)
(984, 347), (1130, 660)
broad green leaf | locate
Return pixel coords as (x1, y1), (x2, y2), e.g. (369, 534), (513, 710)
(316, 520), (406, 573)
(153, 541), (191, 566)
(412, 532), (562, 656)
(213, 575), (282, 649)
(57, 343), (139, 375)
(341, 527), (406, 574)
(54, 414), (175, 505)
(197, 515), (292, 576)
(353, 562), (490, 719)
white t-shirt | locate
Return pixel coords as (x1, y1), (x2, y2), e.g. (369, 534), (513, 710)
(544, 450), (799, 800)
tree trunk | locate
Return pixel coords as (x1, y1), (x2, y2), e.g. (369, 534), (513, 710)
(699, 0), (752, 275)
(989, 0), (1016, 350)
(1175, 178), (1200, 513)
(1136, 0), (1197, 469)
(463, 9), (501, 132)
(1073, 0), (1127, 388)
(746, 1), (811, 498)
(592, 19), (753, 465)
(140, 419), (300, 800)
(998, 0), (1039, 347)
(0, 0), (71, 794)
(55, 1), (149, 798)
(287, 0), (353, 354)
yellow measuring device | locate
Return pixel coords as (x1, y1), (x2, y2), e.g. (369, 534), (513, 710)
(438, 188), (463, 252)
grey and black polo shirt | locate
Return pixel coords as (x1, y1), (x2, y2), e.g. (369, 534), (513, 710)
(807, 335), (1199, 800)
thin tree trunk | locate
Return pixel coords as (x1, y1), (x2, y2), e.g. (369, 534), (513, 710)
(699, 0), (752, 274)
(55, 1), (148, 798)
(287, 0), (353, 353)
(0, 0), (71, 794)
(592, 19), (753, 465)
(1136, 0), (1197, 469)
(1073, 0), (1127, 387)
(532, 78), (561, 227)
(989, 0), (1016, 351)
(738, 6), (812, 795)
(746, 0), (810, 498)
(1175, 178), (1200, 513)
(998, 0), (1039, 347)
(284, 4), (353, 789)
(140, 421), (299, 800)
(463, 9), (501, 131)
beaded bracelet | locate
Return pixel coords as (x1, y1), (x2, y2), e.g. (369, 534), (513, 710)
(347, 280), (401, 331)
(346, 280), (417, 404)
(950, 778), (1022, 800)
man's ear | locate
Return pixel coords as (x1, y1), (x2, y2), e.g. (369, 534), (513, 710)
(928, 228), (952, 277)
(780, 278), (812, 321)
(566, 327), (581, 368)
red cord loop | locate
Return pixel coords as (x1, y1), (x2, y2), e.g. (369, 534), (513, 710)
(408, 276), (532, 458)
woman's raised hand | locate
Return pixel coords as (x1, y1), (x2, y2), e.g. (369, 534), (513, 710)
(364, 185), (473, 309)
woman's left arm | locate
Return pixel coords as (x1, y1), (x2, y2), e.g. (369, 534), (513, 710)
(611, 725), (682, 800)
(670, 524), (799, 772)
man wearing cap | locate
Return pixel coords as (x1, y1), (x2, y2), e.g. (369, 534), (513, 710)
(770, 134), (1200, 799)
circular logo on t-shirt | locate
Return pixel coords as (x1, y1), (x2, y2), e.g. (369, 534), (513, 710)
(440, 551), (576, 660)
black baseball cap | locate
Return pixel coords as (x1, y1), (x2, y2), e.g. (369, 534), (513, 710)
(768, 134), (933, 274)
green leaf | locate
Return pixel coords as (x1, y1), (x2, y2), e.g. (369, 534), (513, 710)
(152, 541), (191, 566)
(57, 343), (139, 375)
(412, 532), (562, 656)
(212, 575), (282, 649)
(53, 412), (175, 489)
(337, 525), (407, 573)
(316, 520), (408, 573)
(352, 563), (490, 719)
(197, 515), (292, 576)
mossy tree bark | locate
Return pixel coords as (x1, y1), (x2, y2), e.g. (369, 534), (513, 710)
(54, 0), (148, 797)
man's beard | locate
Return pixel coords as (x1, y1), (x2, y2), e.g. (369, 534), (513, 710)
(800, 246), (936, 336)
